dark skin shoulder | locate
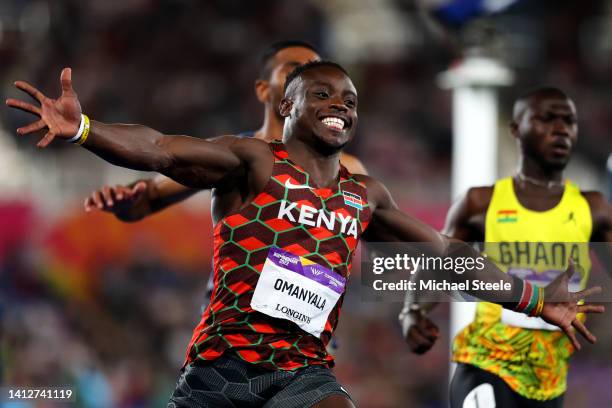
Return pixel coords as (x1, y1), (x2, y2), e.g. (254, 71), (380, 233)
(443, 186), (493, 241)
(207, 136), (274, 224)
(582, 191), (612, 280)
(582, 191), (612, 242)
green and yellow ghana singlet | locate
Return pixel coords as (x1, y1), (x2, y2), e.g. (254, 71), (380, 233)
(452, 177), (592, 400)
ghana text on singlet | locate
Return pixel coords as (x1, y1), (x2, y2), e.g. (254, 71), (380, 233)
(185, 141), (371, 371)
(452, 177), (592, 400)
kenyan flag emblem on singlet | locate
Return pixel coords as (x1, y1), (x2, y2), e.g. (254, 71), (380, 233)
(497, 209), (518, 223)
(342, 191), (363, 210)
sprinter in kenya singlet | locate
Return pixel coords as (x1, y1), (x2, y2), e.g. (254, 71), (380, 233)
(185, 141), (371, 371)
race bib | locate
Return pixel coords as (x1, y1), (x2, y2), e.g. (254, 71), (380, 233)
(250, 246), (346, 338)
(501, 268), (581, 331)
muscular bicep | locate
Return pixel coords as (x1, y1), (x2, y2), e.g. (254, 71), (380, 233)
(362, 177), (448, 255)
(586, 192), (612, 242)
(598, 218), (612, 242)
(157, 135), (246, 189)
(598, 202), (612, 242)
(443, 188), (489, 241)
(366, 206), (448, 252)
(583, 192), (612, 279)
(81, 123), (254, 190)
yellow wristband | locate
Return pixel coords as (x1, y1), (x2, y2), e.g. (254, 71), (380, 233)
(533, 287), (545, 317)
(76, 114), (90, 146)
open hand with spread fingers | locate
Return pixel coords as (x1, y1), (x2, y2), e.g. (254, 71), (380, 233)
(540, 259), (605, 350)
(6, 67), (81, 147)
(84, 181), (148, 213)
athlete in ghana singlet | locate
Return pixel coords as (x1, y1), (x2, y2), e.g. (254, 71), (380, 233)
(402, 87), (612, 408)
(9, 63), (604, 408)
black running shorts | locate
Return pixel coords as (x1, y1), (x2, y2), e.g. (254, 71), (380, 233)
(167, 352), (351, 408)
(450, 363), (564, 408)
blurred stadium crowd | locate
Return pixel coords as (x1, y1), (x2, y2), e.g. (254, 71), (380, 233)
(1, 1), (611, 407)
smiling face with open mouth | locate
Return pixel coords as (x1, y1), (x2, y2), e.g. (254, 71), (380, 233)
(282, 64), (358, 153)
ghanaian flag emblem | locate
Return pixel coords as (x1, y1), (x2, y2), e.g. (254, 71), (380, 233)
(497, 209), (518, 223)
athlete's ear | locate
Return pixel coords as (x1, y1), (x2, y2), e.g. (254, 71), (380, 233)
(509, 120), (519, 139)
(255, 79), (270, 104)
(279, 98), (293, 118)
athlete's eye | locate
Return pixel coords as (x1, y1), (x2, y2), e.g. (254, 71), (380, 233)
(541, 115), (553, 122)
(345, 99), (356, 108)
(315, 91), (329, 99)
(564, 116), (576, 125)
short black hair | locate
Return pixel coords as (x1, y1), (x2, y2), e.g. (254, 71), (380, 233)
(513, 86), (573, 120)
(283, 60), (349, 93)
(259, 40), (319, 80)
(517, 86), (570, 103)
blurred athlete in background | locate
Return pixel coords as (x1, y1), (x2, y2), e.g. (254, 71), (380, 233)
(402, 87), (612, 408)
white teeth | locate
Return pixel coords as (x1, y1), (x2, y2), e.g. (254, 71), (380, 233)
(321, 117), (345, 131)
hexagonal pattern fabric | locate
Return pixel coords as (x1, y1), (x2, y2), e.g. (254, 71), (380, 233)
(185, 141), (371, 371)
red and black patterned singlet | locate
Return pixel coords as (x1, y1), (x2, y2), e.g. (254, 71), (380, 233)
(185, 141), (371, 371)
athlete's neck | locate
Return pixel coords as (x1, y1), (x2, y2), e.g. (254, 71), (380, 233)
(518, 156), (564, 184)
(283, 137), (341, 189)
(254, 107), (284, 142)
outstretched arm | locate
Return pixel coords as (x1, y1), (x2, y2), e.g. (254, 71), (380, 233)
(400, 187), (489, 354)
(409, 188), (487, 306)
(83, 130), (256, 221)
(361, 176), (604, 349)
(84, 176), (199, 222)
(585, 191), (612, 279)
(586, 191), (612, 243)
(6, 68), (254, 189)
(362, 177), (515, 298)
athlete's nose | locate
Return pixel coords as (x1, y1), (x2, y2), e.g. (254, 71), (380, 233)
(329, 96), (348, 112)
(551, 117), (571, 137)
